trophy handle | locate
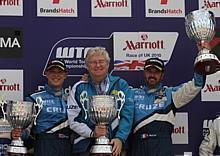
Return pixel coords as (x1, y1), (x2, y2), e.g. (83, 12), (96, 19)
(116, 91), (125, 119)
(208, 10), (216, 25)
(0, 100), (6, 121)
(80, 91), (89, 120)
(33, 97), (43, 125)
(216, 64), (220, 72)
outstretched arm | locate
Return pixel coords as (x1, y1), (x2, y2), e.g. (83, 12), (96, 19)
(172, 73), (205, 108)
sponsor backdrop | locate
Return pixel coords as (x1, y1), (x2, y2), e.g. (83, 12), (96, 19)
(0, 0), (220, 155)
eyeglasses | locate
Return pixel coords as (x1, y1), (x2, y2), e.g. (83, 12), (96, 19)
(88, 60), (107, 66)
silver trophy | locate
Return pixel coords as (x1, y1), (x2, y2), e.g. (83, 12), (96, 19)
(185, 9), (220, 75)
(0, 99), (42, 154)
(0, 101), (12, 139)
(80, 91), (125, 154)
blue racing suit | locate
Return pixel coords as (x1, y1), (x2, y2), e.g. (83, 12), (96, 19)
(67, 75), (134, 153)
(26, 84), (71, 156)
(130, 73), (205, 156)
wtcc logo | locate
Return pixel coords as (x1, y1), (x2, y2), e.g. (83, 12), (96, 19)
(44, 36), (112, 77)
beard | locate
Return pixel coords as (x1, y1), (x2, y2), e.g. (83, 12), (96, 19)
(145, 77), (159, 89)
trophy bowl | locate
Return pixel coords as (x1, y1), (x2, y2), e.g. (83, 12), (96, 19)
(0, 100), (39, 154)
(89, 95), (117, 155)
(185, 9), (219, 75)
(80, 91), (125, 155)
(89, 95), (117, 125)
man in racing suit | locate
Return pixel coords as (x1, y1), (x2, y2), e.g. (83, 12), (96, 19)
(199, 28), (220, 156)
(130, 57), (205, 156)
(199, 117), (220, 155)
(28, 59), (72, 156)
(67, 47), (134, 156)
(12, 59), (72, 156)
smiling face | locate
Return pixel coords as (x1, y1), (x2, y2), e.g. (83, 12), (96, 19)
(86, 53), (109, 83)
(144, 66), (164, 89)
(45, 67), (67, 91)
(85, 47), (110, 84)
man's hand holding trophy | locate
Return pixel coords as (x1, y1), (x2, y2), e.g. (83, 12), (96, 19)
(80, 91), (125, 155)
(185, 9), (220, 75)
(0, 98), (42, 155)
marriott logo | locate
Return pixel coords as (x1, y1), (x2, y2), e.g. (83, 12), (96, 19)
(94, 0), (128, 8)
(202, 0), (220, 9)
(0, 0), (20, 6)
(122, 34), (164, 51)
(203, 83), (220, 92)
(0, 78), (20, 91)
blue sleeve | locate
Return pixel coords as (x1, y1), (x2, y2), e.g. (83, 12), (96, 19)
(194, 73), (206, 87)
(114, 80), (134, 143)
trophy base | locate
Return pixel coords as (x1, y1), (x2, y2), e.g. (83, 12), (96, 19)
(194, 53), (220, 75)
(7, 140), (28, 154)
(7, 145), (28, 154)
(90, 144), (112, 155)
